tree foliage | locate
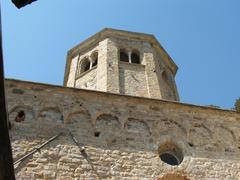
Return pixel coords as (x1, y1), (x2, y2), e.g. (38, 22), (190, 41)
(234, 98), (240, 112)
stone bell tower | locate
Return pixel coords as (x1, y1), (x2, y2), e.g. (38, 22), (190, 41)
(64, 28), (179, 101)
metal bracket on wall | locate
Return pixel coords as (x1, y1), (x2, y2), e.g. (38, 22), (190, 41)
(13, 133), (61, 166)
(69, 131), (102, 180)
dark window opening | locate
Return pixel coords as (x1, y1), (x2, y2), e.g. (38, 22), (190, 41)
(15, 110), (25, 122)
(94, 131), (100, 137)
(131, 52), (140, 64)
(92, 52), (98, 67)
(92, 58), (98, 67)
(83, 62), (90, 72)
(80, 59), (91, 74)
(160, 152), (179, 166)
(120, 51), (129, 62)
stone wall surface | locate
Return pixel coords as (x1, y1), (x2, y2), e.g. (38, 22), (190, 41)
(119, 62), (148, 97)
(6, 79), (240, 180)
(66, 55), (79, 88)
(75, 67), (97, 90)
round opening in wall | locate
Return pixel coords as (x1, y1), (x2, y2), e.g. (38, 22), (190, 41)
(160, 152), (180, 166)
(158, 142), (183, 166)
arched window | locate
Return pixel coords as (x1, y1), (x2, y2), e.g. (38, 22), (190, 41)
(92, 52), (98, 67)
(131, 51), (140, 64)
(120, 50), (129, 62)
(80, 58), (91, 74)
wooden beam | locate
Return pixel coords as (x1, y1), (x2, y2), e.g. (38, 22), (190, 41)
(0, 10), (15, 180)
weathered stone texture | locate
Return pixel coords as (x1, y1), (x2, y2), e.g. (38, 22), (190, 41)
(119, 62), (148, 97)
(75, 67), (97, 90)
(66, 55), (79, 87)
(6, 79), (240, 179)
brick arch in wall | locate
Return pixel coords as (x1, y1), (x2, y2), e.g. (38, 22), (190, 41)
(34, 106), (64, 135)
(213, 125), (237, 152)
(65, 107), (90, 124)
(95, 113), (121, 129)
(125, 118), (151, 135)
(8, 105), (36, 137)
(66, 108), (94, 144)
(124, 118), (152, 149)
(188, 123), (212, 147)
(9, 104), (35, 122)
(157, 118), (187, 139)
(94, 113), (123, 147)
(37, 106), (63, 123)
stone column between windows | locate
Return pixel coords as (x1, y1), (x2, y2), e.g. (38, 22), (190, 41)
(128, 51), (132, 63)
(89, 57), (93, 69)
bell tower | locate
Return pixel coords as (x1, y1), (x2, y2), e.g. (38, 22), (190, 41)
(64, 28), (179, 101)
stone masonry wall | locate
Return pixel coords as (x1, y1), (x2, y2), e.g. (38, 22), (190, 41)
(66, 55), (79, 88)
(119, 62), (148, 97)
(75, 67), (97, 90)
(152, 49), (178, 101)
(6, 79), (240, 179)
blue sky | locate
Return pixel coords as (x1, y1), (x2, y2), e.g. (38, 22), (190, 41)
(2, 0), (240, 109)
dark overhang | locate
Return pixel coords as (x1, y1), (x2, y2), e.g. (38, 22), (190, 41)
(11, 0), (37, 9)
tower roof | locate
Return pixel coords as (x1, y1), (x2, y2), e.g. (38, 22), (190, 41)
(64, 28), (178, 86)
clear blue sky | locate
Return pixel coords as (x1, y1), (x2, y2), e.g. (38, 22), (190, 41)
(2, 0), (240, 109)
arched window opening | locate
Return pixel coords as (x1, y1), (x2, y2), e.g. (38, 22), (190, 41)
(92, 52), (98, 67)
(120, 50), (129, 62)
(131, 52), (140, 64)
(92, 58), (98, 67)
(80, 58), (91, 74)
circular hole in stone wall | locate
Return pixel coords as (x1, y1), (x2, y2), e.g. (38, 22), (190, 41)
(160, 152), (180, 166)
(158, 142), (183, 166)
